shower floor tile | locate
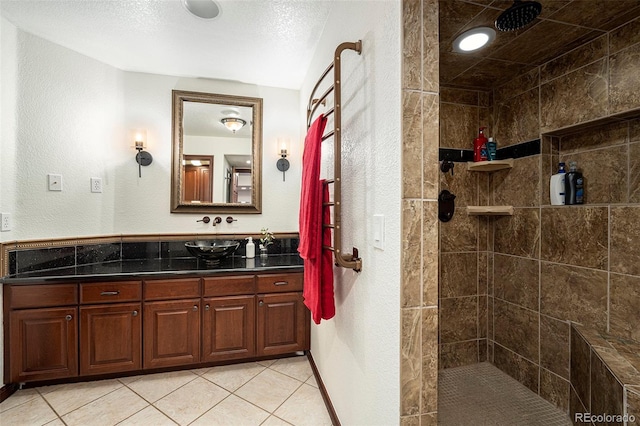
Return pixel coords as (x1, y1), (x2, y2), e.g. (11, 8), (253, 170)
(438, 362), (572, 426)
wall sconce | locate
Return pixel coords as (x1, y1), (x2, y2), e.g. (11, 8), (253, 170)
(276, 139), (290, 182)
(132, 129), (152, 177)
(221, 117), (246, 133)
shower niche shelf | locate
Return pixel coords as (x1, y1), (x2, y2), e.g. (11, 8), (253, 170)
(466, 158), (514, 216)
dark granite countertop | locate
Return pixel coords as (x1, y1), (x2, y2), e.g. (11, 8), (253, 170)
(2, 254), (304, 284)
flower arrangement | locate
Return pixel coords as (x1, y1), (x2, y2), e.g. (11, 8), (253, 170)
(260, 228), (275, 247)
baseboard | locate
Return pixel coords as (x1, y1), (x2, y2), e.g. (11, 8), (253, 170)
(0, 383), (18, 404)
(307, 351), (341, 426)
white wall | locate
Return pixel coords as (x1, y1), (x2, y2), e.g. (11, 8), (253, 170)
(299, 1), (402, 424)
(0, 19), (302, 242)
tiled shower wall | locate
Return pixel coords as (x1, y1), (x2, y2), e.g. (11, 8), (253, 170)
(437, 13), (640, 416)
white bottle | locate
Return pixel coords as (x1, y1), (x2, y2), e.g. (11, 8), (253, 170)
(550, 162), (566, 205)
(245, 237), (255, 258)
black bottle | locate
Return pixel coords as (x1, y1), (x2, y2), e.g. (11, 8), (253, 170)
(564, 161), (584, 205)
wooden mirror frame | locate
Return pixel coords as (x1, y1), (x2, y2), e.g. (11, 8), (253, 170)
(171, 90), (263, 214)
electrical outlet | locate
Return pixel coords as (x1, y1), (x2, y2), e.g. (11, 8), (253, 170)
(91, 177), (103, 193)
(48, 174), (63, 191)
(1, 213), (10, 232)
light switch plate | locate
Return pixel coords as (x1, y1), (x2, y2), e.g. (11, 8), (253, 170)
(373, 214), (384, 250)
(48, 174), (63, 191)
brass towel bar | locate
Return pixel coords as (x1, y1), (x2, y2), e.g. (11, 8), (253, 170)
(306, 40), (363, 272)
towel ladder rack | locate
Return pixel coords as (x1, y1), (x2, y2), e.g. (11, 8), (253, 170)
(306, 40), (363, 272)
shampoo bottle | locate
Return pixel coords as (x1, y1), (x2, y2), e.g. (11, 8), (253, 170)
(474, 127), (488, 162)
(245, 237), (255, 258)
(564, 161), (584, 205)
(549, 162), (566, 205)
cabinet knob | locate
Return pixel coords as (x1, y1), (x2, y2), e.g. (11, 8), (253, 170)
(259, 300), (264, 307)
(65, 314), (72, 321)
(205, 304), (210, 310)
(133, 310), (138, 317)
(193, 305), (198, 311)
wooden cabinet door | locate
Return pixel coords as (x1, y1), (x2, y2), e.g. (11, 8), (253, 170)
(79, 303), (141, 376)
(202, 295), (255, 362)
(144, 299), (200, 369)
(9, 307), (78, 383)
(256, 292), (309, 356)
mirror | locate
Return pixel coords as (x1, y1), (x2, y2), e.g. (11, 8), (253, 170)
(171, 90), (263, 213)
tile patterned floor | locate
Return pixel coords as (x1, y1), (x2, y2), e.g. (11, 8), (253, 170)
(0, 356), (333, 426)
(438, 362), (572, 426)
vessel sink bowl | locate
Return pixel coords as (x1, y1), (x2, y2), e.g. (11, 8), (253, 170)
(185, 240), (240, 265)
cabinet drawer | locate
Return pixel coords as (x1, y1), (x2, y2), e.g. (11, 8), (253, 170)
(144, 278), (201, 300)
(9, 284), (78, 309)
(256, 273), (303, 293)
(80, 281), (142, 304)
(203, 275), (255, 297)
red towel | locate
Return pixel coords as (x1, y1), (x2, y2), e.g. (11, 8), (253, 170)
(299, 115), (335, 324)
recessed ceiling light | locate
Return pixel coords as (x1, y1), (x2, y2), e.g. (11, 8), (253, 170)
(452, 27), (496, 53)
(182, 0), (221, 19)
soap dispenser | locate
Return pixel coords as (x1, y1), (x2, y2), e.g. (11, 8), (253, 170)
(245, 237), (255, 259)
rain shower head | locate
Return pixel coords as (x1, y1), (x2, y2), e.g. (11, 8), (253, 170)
(495, 0), (542, 32)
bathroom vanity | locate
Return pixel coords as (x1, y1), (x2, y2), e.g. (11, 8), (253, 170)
(3, 257), (308, 385)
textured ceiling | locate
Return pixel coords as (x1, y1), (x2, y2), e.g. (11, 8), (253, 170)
(0, 0), (332, 90)
(440, 0), (640, 90)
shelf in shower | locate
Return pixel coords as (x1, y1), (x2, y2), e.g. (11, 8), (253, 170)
(467, 206), (514, 216)
(467, 159), (513, 172)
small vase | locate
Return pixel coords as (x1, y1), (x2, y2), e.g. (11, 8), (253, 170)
(259, 245), (268, 265)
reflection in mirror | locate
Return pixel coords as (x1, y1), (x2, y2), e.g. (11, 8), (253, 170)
(171, 90), (262, 213)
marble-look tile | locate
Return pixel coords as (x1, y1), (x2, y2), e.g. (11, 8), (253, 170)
(628, 386), (640, 422)
(422, 307), (438, 413)
(261, 416), (290, 426)
(539, 368), (570, 413)
(493, 254), (539, 311)
(540, 59), (608, 132)
(422, 0), (438, 93)
(402, 0), (421, 90)
(494, 208), (540, 259)
(401, 415), (420, 426)
(305, 374), (318, 388)
(450, 58), (534, 92)
(560, 120), (628, 154)
(403, 200), (421, 308)
(0, 388), (39, 413)
(548, 0), (639, 30)
(492, 155), (541, 207)
(118, 406), (176, 426)
(610, 206), (640, 276)
(560, 145), (629, 204)
(488, 296), (494, 340)
(440, 213), (478, 253)
(540, 315), (570, 379)
(540, 206), (608, 270)
(478, 252), (488, 295)
(479, 338), (488, 362)
(609, 273), (640, 343)
(590, 352), (624, 419)
(592, 346), (640, 387)
(493, 343), (539, 394)
(494, 88), (540, 147)
(275, 384), (332, 426)
(423, 201), (438, 307)
(44, 418), (66, 426)
(540, 34), (607, 84)
(41, 379), (123, 416)
(439, 52), (483, 87)
(479, 90), (492, 108)
(421, 412), (438, 426)
(570, 387), (589, 425)
(479, 106), (493, 136)
(440, 102), (478, 150)
(62, 386), (148, 426)
(126, 370), (198, 403)
(440, 252), (477, 298)
(437, 0), (486, 47)
(494, 67), (539, 104)
(403, 91), (422, 199)
(423, 93), (439, 199)
(571, 326), (591, 411)
(401, 308), (421, 416)
(0, 395), (58, 425)
(440, 166), (477, 207)
(610, 43), (640, 114)
(155, 377), (229, 425)
(439, 341), (478, 369)
(610, 15), (640, 54)
(235, 369), (300, 414)
(191, 395), (270, 426)
(201, 362), (265, 392)
(478, 296), (487, 339)
(440, 87), (478, 105)
(540, 262), (607, 330)
(439, 296), (478, 343)
(493, 299), (539, 362)
(270, 356), (313, 382)
(629, 143), (640, 203)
